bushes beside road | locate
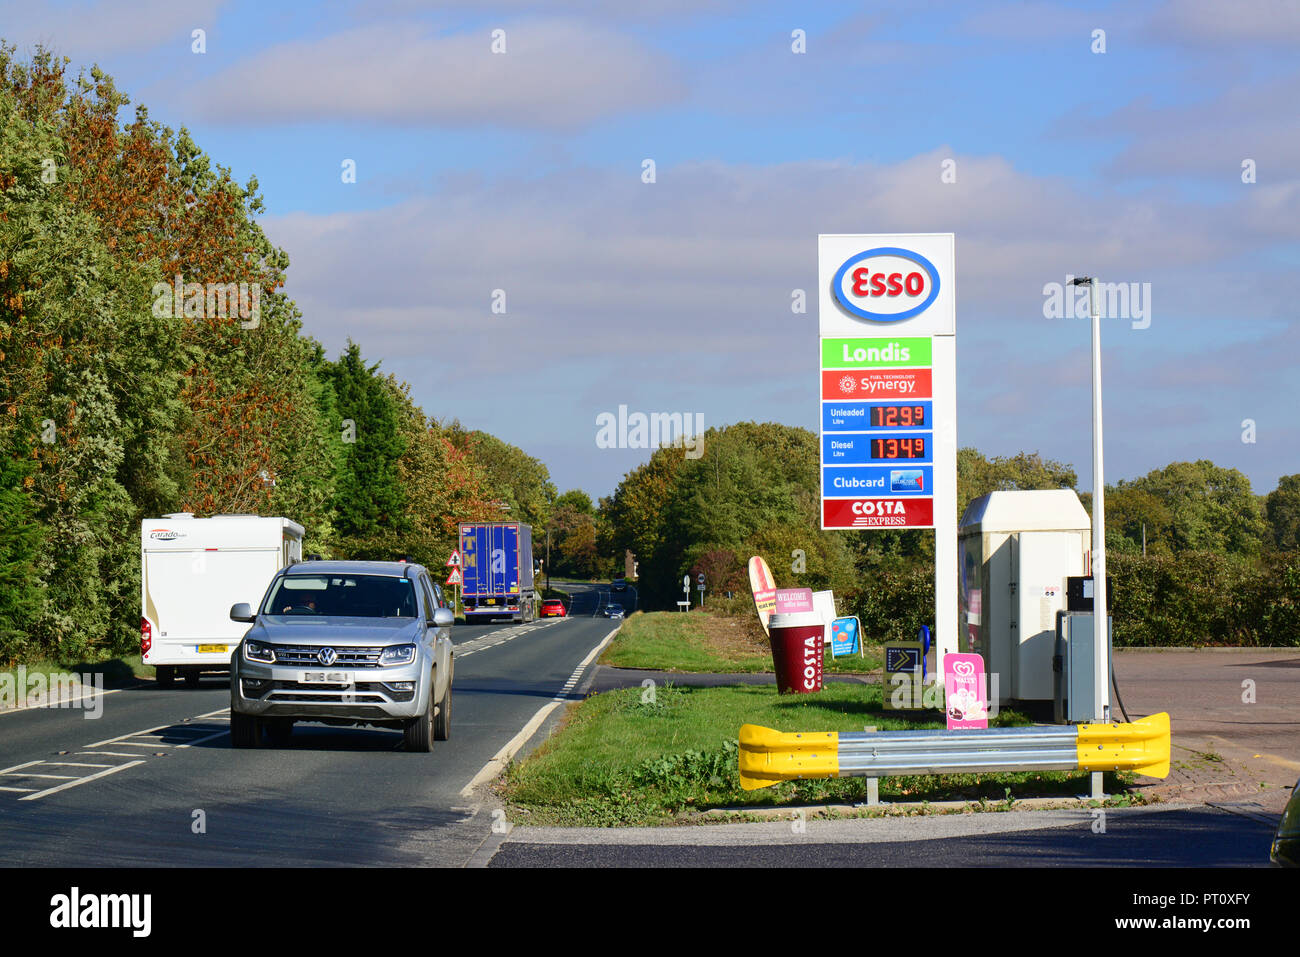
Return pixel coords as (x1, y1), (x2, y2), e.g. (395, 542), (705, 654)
(1109, 550), (1300, 647)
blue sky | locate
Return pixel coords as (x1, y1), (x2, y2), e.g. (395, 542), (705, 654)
(4, 0), (1298, 499)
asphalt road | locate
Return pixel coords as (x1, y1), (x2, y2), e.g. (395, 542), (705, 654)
(488, 805), (1278, 868)
(0, 584), (618, 867)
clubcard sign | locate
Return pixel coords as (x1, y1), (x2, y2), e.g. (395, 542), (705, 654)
(819, 233), (958, 671)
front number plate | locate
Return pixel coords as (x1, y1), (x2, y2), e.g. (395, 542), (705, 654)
(299, 671), (351, 684)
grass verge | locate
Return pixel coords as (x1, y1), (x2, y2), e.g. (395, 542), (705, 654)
(500, 682), (1137, 827)
(4, 654), (150, 685)
(600, 610), (882, 674)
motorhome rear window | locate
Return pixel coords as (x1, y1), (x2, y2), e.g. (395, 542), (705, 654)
(263, 575), (417, 618)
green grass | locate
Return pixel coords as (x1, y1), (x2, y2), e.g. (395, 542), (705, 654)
(600, 611), (882, 674)
(501, 682), (1136, 826)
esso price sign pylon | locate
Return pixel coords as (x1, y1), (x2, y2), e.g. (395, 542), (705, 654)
(818, 233), (957, 669)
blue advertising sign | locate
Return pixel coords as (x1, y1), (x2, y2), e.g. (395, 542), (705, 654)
(830, 616), (861, 658)
(822, 466), (934, 498)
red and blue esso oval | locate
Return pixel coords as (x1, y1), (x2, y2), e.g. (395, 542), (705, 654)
(832, 247), (940, 322)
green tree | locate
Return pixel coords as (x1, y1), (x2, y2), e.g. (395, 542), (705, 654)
(323, 342), (408, 541)
(958, 448), (1077, 517)
(1265, 474), (1300, 551)
(1123, 460), (1267, 556)
(464, 431), (555, 528)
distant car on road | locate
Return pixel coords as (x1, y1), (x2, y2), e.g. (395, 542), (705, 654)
(541, 599), (567, 618)
(604, 603), (625, 619)
(228, 560), (454, 752)
(611, 578), (628, 592)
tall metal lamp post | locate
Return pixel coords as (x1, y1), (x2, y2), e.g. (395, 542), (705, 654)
(1070, 275), (1111, 735)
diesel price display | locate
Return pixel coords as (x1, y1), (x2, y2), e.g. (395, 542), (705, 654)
(871, 437), (926, 459)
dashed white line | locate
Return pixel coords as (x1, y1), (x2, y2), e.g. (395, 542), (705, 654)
(18, 760), (146, 801)
(4, 707), (235, 803)
(459, 624), (621, 798)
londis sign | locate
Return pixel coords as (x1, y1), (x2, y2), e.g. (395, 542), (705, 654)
(831, 247), (940, 322)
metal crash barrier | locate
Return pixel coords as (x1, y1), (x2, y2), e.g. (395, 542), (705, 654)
(737, 712), (1170, 791)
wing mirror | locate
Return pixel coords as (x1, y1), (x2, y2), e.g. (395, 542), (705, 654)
(432, 608), (454, 628)
(230, 602), (256, 623)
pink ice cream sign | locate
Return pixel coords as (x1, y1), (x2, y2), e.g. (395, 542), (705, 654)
(943, 653), (988, 729)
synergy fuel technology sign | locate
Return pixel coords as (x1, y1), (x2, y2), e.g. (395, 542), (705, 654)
(819, 234), (955, 533)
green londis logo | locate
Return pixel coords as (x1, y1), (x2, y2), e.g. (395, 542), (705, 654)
(822, 338), (932, 368)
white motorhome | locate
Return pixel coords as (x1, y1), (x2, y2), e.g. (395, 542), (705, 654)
(141, 514), (304, 686)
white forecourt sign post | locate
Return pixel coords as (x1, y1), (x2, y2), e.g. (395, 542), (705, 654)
(818, 233), (958, 670)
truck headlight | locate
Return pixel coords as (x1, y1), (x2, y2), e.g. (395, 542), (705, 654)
(380, 644), (416, 666)
(243, 640), (277, 664)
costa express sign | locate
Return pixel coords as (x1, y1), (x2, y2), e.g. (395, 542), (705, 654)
(832, 247), (940, 322)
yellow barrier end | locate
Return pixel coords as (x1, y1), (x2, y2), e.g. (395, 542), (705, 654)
(1076, 711), (1171, 779)
(738, 724), (839, 791)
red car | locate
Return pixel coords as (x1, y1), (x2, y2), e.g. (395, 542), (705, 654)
(541, 599), (567, 618)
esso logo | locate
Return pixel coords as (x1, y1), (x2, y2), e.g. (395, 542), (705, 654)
(832, 247), (940, 322)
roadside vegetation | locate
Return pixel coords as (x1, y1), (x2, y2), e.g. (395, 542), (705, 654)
(598, 426), (1300, 648)
(601, 610), (881, 674)
(501, 682), (1136, 827)
(0, 48), (582, 666)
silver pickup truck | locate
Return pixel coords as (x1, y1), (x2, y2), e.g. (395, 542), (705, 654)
(228, 560), (454, 752)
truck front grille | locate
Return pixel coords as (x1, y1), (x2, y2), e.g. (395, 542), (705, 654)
(272, 645), (384, 667)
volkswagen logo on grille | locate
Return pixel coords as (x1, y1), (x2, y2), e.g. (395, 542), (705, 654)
(317, 647), (337, 666)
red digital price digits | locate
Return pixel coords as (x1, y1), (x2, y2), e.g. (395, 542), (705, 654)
(870, 405), (926, 428)
(870, 437), (926, 459)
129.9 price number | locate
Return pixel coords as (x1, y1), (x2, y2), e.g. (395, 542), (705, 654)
(870, 405), (926, 428)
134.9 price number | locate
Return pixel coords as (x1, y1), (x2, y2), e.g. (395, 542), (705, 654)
(870, 437), (926, 459)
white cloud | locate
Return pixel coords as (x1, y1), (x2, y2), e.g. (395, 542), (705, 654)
(184, 18), (686, 129)
(0, 0), (227, 57)
(1143, 0), (1300, 47)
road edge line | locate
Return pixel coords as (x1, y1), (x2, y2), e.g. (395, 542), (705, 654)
(458, 624), (621, 800)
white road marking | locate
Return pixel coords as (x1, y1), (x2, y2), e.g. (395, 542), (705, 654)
(459, 625), (621, 798)
(19, 760), (146, 801)
(0, 760), (45, 776)
(173, 729), (231, 748)
(456, 618), (566, 660)
(83, 722), (176, 749)
(0, 687), (127, 717)
(4, 707), (236, 803)
(75, 751), (142, 758)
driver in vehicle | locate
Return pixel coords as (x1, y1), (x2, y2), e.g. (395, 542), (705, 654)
(282, 595), (317, 614)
